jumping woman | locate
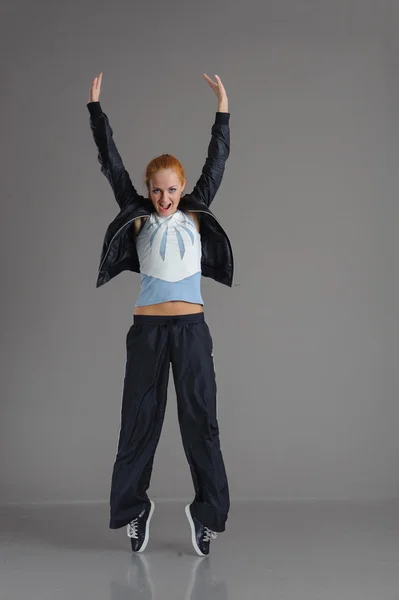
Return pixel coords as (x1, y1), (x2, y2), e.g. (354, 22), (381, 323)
(87, 71), (234, 556)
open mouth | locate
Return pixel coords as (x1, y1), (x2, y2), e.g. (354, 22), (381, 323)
(159, 202), (172, 212)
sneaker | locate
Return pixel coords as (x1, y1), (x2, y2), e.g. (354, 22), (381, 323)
(185, 503), (218, 556)
(127, 500), (155, 553)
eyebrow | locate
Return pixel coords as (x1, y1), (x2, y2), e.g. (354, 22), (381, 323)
(152, 185), (178, 189)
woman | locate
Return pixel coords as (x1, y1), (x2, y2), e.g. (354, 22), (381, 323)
(87, 72), (233, 556)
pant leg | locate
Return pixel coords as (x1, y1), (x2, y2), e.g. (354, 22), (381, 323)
(109, 320), (170, 529)
(169, 315), (230, 532)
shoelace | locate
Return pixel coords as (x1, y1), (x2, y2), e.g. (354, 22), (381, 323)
(127, 509), (145, 539)
(127, 518), (139, 539)
(203, 527), (218, 542)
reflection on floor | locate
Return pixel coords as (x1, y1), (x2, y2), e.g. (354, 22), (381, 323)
(1, 500), (399, 599)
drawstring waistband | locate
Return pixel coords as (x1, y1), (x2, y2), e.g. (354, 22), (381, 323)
(133, 312), (205, 327)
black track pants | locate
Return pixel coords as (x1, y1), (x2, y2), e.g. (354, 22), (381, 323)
(109, 312), (230, 533)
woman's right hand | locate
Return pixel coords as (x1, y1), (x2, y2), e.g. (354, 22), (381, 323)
(89, 72), (103, 103)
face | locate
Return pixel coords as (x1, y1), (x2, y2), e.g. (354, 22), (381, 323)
(149, 169), (186, 216)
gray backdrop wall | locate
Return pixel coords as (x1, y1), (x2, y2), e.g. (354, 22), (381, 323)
(1, 0), (398, 504)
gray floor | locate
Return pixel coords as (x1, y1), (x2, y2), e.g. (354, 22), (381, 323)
(1, 500), (399, 599)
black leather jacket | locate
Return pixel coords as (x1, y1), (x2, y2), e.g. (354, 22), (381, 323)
(87, 102), (234, 288)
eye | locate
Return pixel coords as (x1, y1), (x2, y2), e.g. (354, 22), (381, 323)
(170, 188), (176, 192)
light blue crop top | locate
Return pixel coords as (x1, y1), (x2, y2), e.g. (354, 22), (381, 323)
(135, 210), (204, 307)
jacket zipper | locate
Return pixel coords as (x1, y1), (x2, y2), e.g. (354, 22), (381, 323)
(98, 216), (142, 272)
(188, 209), (234, 273)
(187, 208), (223, 226)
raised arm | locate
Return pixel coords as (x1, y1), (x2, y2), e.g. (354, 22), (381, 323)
(87, 73), (146, 211)
(191, 74), (230, 207)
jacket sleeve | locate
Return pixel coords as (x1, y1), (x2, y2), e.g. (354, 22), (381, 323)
(190, 112), (230, 208)
(87, 101), (146, 210)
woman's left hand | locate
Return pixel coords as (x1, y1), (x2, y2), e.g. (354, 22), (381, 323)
(203, 73), (228, 111)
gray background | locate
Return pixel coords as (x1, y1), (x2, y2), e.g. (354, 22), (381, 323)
(1, 0), (398, 505)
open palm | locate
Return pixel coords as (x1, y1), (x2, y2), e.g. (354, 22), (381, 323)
(203, 73), (228, 103)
